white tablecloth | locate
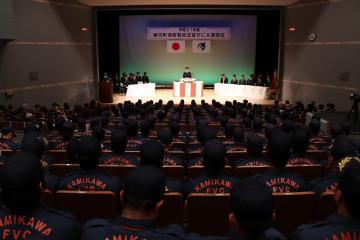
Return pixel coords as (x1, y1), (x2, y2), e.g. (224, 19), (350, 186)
(173, 81), (203, 97)
(126, 83), (156, 97)
(214, 83), (269, 99)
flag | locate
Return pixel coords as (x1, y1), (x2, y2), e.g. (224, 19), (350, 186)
(192, 40), (211, 53)
(167, 40), (185, 53)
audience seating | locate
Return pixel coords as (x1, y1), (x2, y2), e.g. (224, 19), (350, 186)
(233, 166), (270, 179)
(187, 166), (233, 179)
(156, 192), (184, 227)
(186, 193), (230, 235)
(272, 191), (317, 236)
(312, 192), (337, 222)
(55, 190), (119, 223)
(162, 166), (185, 180)
(48, 150), (68, 161)
(286, 164), (323, 181)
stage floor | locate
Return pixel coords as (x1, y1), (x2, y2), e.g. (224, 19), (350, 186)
(113, 89), (274, 105)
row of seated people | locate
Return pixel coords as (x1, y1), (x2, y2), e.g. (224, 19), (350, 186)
(1, 148), (360, 239)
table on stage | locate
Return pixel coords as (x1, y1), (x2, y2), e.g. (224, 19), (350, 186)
(126, 83), (156, 97)
(173, 80), (204, 97)
(214, 83), (269, 99)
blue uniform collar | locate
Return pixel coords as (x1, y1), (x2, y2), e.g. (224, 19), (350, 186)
(115, 216), (155, 231)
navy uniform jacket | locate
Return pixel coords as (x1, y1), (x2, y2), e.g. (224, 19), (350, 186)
(187, 157), (203, 167)
(126, 136), (143, 151)
(0, 207), (81, 240)
(249, 168), (307, 193)
(233, 157), (269, 167)
(185, 173), (239, 195)
(183, 72), (192, 78)
(205, 228), (285, 240)
(0, 139), (20, 151)
(230, 79), (238, 84)
(81, 216), (188, 240)
(142, 76), (150, 83)
(163, 152), (185, 166)
(310, 171), (339, 195)
(226, 143), (246, 152)
(287, 153), (319, 165)
(220, 77), (228, 83)
(166, 178), (184, 193)
(44, 170), (60, 192)
(100, 152), (140, 166)
(289, 214), (360, 240)
(59, 169), (121, 193)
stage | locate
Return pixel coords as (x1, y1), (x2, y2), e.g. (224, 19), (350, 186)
(112, 89), (275, 105)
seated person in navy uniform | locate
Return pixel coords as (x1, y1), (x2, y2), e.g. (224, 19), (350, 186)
(290, 159), (360, 240)
(207, 179), (285, 240)
(135, 72), (142, 82)
(142, 72), (150, 83)
(139, 119), (152, 141)
(0, 127), (19, 151)
(124, 119), (143, 151)
(310, 136), (358, 195)
(140, 140), (184, 193)
(81, 166), (190, 240)
(100, 128), (139, 166)
(247, 74), (255, 85)
(230, 74), (238, 84)
(157, 128), (185, 166)
(233, 133), (269, 167)
(59, 136), (121, 193)
(91, 125), (106, 149)
(220, 73), (228, 83)
(223, 123), (235, 144)
(21, 133), (59, 192)
(0, 153), (81, 239)
(168, 120), (188, 145)
(183, 66), (192, 78)
(288, 129), (321, 165)
(227, 128), (246, 152)
(249, 130), (307, 193)
(52, 122), (74, 150)
(185, 139), (239, 195)
(308, 119), (330, 149)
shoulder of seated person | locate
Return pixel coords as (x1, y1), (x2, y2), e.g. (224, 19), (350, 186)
(82, 218), (113, 230)
(45, 208), (80, 223)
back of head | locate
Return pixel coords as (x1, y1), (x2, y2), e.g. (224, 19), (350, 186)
(230, 179), (273, 235)
(246, 133), (263, 157)
(66, 137), (80, 163)
(331, 136), (357, 163)
(203, 139), (226, 174)
(168, 121), (180, 135)
(253, 118), (263, 132)
(232, 128), (244, 143)
(123, 166), (166, 213)
(1, 153), (44, 214)
(140, 140), (164, 167)
(157, 128), (173, 145)
(140, 119), (151, 137)
(309, 119), (320, 135)
(77, 136), (101, 170)
(125, 120), (139, 137)
(338, 158), (360, 219)
(92, 125), (105, 142)
(291, 129), (310, 155)
(111, 129), (128, 153)
(21, 133), (45, 159)
(224, 123), (235, 139)
(331, 124), (345, 139)
(268, 130), (291, 168)
(61, 122), (74, 141)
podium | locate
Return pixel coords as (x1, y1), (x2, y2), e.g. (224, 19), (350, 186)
(98, 81), (113, 103)
(173, 80), (203, 97)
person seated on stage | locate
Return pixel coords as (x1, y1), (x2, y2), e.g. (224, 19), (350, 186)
(255, 75), (263, 86)
(142, 71), (149, 83)
(290, 159), (360, 240)
(128, 73), (137, 85)
(185, 139), (239, 195)
(157, 128), (185, 166)
(59, 136), (121, 193)
(100, 128), (140, 166)
(247, 74), (255, 85)
(230, 74), (238, 84)
(0, 153), (81, 240)
(135, 72), (142, 83)
(182, 66), (192, 79)
(140, 140), (184, 193)
(220, 73), (228, 83)
(248, 130), (307, 193)
(239, 74), (246, 85)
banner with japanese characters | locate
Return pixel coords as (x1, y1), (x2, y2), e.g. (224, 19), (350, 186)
(148, 27), (230, 40)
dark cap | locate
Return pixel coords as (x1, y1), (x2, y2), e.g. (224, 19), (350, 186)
(331, 124), (345, 139)
(21, 133), (45, 159)
(268, 130), (291, 168)
(331, 137), (357, 162)
(246, 133), (263, 157)
(203, 139), (226, 169)
(140, 140), (164, 167)
(230, 179), (273, 233)
(1, 127), (16, 137)
(291, 129), (310, 154)
(232, 129), (244, 143)
(111, 129), (128, 153)
(309, 119), (320, 134)
(124, 166), (166, 208)
(92, 125), (105, 142)
(77, 136), (101, 169)
(157, 128), (173, 145)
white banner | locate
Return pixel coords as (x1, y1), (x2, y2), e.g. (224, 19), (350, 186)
(193, 40), (211, 53)
(148, 27), (230, 40)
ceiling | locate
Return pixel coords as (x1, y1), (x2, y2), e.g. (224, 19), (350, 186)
(78, 0), (299, 7)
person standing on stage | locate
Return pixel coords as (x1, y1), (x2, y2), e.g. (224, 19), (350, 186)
(183, 66), (192, 78)
(142, 72), (150, 83)
(230, 74), (238, 84)
(220, 73), (228, 84)
(239, 74), (246, 85)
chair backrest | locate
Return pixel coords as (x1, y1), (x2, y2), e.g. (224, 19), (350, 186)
(186, 193), (230, 236)
(286, 165), (323, 181)
(42, 189), (55, 208)
(272, 191), (317, 236)
(187, 166), (233, 179)
(312, 192), (337, 222)
(307, 150), (327, 161)
(51, 164), (80, 177)
(226, 151), (247, 164)
(156, 192), (184, 227)
(162, 166), (185, 180)
(48, 150), (68, 161)
(233, 166), (270, 179)
(97, 165), (136, 179)
(55, 190), (118, 223)
(1, 150), (16, 157)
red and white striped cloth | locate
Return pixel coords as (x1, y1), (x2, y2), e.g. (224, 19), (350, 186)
(173, 81), (203, 97)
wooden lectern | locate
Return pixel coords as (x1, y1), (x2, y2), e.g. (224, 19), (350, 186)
(98, 81), (113, 103)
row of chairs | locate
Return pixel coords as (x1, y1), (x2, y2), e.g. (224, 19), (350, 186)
(48, 163), (325, 181)
(44, 190), (336, 236)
